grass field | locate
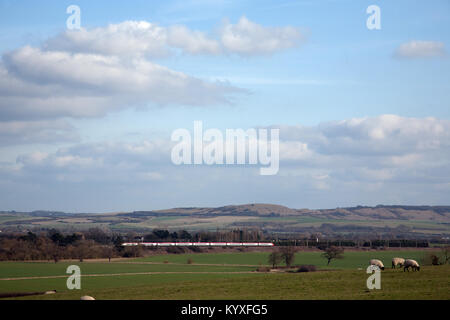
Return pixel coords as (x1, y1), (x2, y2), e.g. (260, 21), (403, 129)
(133, 250), (430, 269)
(0, 250), (449, 300)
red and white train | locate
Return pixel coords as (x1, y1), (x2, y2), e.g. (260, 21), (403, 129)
(121, 242), (274, 247)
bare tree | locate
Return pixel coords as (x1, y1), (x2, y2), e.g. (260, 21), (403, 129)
(279, 246), (296, 268)
(268, 251), (282, 268)
(321, 246), (344, 266)
(441, 246), (450, 264)
(103, 245), (115, 262)
(48, 242), (63, 263)
(73, 240), (95, 262)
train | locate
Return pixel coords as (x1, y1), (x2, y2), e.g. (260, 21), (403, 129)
(121, 242), (275, 247)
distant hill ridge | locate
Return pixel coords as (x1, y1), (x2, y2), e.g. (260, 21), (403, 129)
(2, 204), (450, 222)
(116, 203), (450, 222)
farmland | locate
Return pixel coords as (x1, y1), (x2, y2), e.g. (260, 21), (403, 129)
(1, 204), (449, 238)
(0, 249), (449, 300)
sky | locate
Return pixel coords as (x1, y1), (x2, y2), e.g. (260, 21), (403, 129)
(0, 0), (449, 212)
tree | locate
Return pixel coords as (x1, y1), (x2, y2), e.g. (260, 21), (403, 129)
(85, 228), (111, 244)
(47, 242), (63, 263)
(268, 251), (282, 268)
(19, 231), (37, 243)
(441, 246), (450, 264)
(321, 246), (344, 266)
(103, 245), (116, 262)
(73, 240), (94, 262)
(179, 230), (192, 240)
(279, 246), (296, 268)
(113, 235), (125, 252)
(153, 229), (170, 240)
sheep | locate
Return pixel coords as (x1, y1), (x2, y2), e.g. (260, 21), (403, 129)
(80, 295), (95, 300)
(44, 290), (56, 295)
(392, 257), (405, 269)
(403, 259), (420, 272)
(369, 259), (385, 270)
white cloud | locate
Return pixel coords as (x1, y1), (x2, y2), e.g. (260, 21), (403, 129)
(0, 17), (302, 145)
(0, 119), (77, 146)
(395, 40), (446, 59)
(280, 114), (450, 157)
(44, 21), (169, 58)
(167, 25), (221, 54)
(2, 115), (449, 210)
(9, 115), (450, 185)
(274, 115), (450, 187)
(44, 18), (304, 57)
(0, 46), (242, 121)
(220, 16), (304, 55)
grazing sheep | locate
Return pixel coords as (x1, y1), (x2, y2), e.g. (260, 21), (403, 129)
(44, 290), (56, 295)
(392, 257), (405, 269)
(369, 259), (385, 270)
(403, 259), (420, 272)
(80, 295), (95, 300)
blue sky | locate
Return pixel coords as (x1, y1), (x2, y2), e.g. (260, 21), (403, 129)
(0, 0), (449, 212)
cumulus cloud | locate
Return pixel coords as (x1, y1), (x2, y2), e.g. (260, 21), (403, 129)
(220, 16), (304, 55)
(44, 21), (169, 58)
(9, 115), (450, 183)
(167, 25), (221, 54)
(2, 115), (449, 210)
(44, 18), (304, 57)
(279, 115), (450, 157)
(394, 40), (446, 59)
(0, 17), (303, 145)
(0, 119), (77, 146)
(0, 46), (242, 121)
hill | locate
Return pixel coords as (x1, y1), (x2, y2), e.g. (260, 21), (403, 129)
(1, 204), (449, 237)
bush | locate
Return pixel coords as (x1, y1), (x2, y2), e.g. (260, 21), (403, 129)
(297, 265), (317, 273)
(187, 258), (193, 264)
(122, 246), (143, 258)
(422, 252), (441, 266)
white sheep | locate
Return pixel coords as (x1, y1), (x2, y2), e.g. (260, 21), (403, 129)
(80, 295), (95, 300)
(391, 257), (405, 269)
(403, 259), (420, 272)
(369, 259), (385, 270)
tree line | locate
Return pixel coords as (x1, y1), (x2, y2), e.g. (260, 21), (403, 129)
(0, 228), (265, 262)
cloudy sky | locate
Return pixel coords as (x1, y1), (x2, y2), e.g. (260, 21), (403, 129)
(0, 0), (449, 212)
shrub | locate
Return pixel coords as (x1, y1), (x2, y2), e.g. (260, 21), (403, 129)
(297, 265), (317, 273)
(422, 252), (441, 266)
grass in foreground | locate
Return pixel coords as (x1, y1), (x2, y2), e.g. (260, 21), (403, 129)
(5, 265), (450, 300)
(0, 261), (253, 280)
(1, 250), (448, 300)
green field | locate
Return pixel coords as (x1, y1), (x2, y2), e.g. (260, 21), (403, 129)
(0, 250), (449, 300)
(133, 250), (430, 269)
